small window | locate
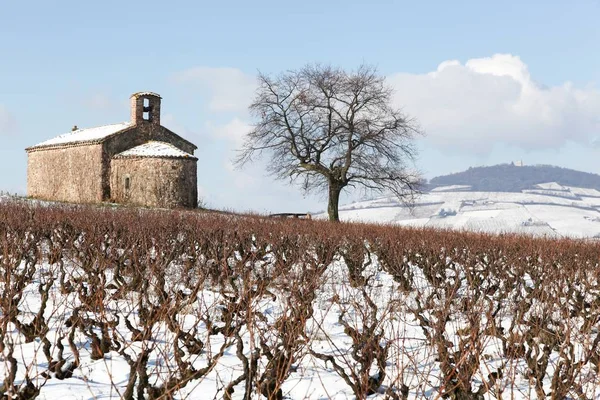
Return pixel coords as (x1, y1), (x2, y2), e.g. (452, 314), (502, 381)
(124, 176), (130, 191)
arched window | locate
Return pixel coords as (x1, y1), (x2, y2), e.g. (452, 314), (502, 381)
(124, 176), (131, 191)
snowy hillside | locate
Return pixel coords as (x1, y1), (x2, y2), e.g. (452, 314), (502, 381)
(322, 182), (600, 238)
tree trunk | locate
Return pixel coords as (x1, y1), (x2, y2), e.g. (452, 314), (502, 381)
(327, 182), (343, 222)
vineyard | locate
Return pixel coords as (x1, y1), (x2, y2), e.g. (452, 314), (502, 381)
(2, 201), (600, 399)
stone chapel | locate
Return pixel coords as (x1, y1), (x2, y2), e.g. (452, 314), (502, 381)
(26, 92), (198, 208)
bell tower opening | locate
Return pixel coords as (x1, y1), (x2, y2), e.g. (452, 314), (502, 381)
(143, 98), (151, 121)
(130, 92), (162, 126)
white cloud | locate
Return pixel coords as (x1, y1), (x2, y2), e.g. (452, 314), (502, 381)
(172, 67), (257, 113)
(465, 54), (532, 85)
(177, 57), (600, 155)
(0, 106), (17, 135)
(207, 117), (251, 146)
(389, 54), (600, 153)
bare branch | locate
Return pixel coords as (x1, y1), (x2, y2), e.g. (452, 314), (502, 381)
(236, 63), (424, 220)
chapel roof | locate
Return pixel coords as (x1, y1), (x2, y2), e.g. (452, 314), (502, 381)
(26, 93), (196, 152)
(113, 141), (197, 159)
(26, 122), (133, 151)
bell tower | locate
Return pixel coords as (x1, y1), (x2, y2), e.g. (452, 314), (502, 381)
(130, 92), (161, 126)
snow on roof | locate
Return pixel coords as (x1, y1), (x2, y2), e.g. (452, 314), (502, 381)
(114, 141), (196, 159)
(28, 122), (132, 149)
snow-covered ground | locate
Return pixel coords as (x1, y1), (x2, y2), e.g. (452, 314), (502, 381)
(5, 249), (600, 399)
(319, 182), (600, 238)
(4, 239), (600, 399)
(3, 193), (600, 398)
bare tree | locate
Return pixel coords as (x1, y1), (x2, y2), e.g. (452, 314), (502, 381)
(236, 64), (423, 221)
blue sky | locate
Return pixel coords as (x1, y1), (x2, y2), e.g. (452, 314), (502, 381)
(1, 0), (599, 213)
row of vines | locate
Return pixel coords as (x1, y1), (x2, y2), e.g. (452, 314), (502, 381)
(1, 201), (600, 399)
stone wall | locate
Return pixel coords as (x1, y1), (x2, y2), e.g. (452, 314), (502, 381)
(27, 144), (104, 203)
(109, 157), (197, 208)
(101, 126), (196, 201)
(102, 127), (145, 199)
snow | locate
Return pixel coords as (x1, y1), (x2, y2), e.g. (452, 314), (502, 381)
(317, 187), (600, 238)
(4, 247), (600, 398)
(534, 182), (569, 191)
(430, 184), (472, 192)
(522, 188), (580, 199)
(524, 204), (600, 238)
(114, 141), (196, 158)
(3, 195), (600, 397)
(28, 122), (132, 149)
(567, 186), (600, 198)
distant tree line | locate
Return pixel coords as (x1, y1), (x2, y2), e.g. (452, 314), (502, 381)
(428, 163), (600, 192)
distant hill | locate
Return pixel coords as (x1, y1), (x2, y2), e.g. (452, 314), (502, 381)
(428, 164), (600, 192)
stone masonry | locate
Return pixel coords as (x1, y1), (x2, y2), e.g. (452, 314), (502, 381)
(26, 92), (198, 208)
(110, 157), (197, 209)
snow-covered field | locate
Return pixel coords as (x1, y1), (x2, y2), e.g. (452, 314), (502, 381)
(323, 182), (600, 238)
(2, 257), (417, 399)
(5, 245), (600, 399)
(3, 185), (600, 399)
